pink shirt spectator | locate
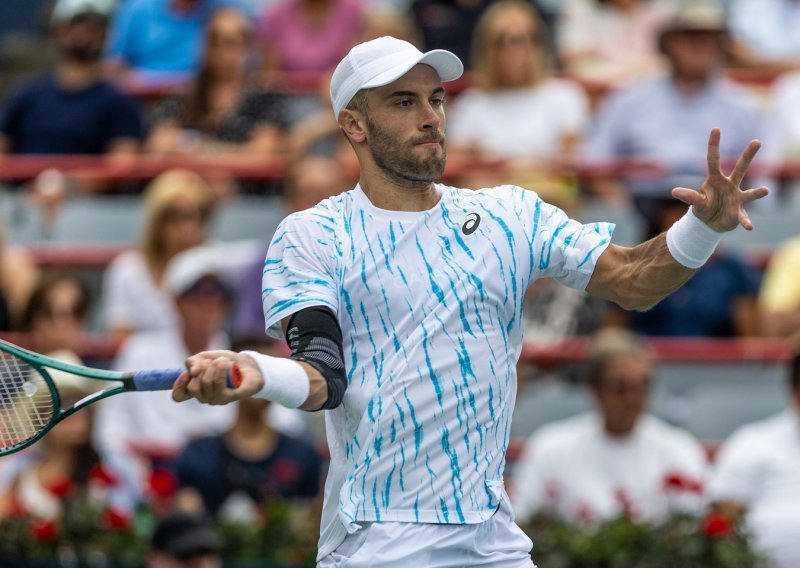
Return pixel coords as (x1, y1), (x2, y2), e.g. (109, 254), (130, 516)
(558, 0), (672, 86)
(259, 0), (365, 73)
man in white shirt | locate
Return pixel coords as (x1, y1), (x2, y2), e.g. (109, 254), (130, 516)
(510, 329), (708, 525)
(709, 354), (800, 568)
(171, 36), (768, 568)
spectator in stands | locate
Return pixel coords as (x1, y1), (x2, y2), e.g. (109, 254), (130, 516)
(709, 353), (800, 568)
(581, 0), (764, 230)
(0, 223), (38, 331)
(105, 0), (236, 87)
(759, 235), (800, 342)
(615, 198), (762, 337)
(556, 0), (672, 88)
(758, 70), (800, 209)
(410, 0), (495, 68)
(175, 336), (321, 519)
(0, 371), (111, 521)
(231, 154), (347, 341)
(146, 6), (287, 168)
(96, 245), (237, 509)
(727, 0), (800, 73)
(101, 169), (216, 342)
(258, 0), (365, 76)
(447, 0), (589, 192)
(147, 512), (222, 568)
(511, 329), (708, 524)
(0, 0), (144, 156)
(22, 272), (92, 358)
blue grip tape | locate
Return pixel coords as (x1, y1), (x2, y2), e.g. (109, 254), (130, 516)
(131, 368), (184, 391)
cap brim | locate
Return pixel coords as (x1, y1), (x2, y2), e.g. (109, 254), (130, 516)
(362, 49), (463, 90)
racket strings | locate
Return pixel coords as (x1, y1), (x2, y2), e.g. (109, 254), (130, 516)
(0, 354), (55, 448)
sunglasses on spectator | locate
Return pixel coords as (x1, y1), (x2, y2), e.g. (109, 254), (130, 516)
(493, 31), (542, 49)
(161, 206), (211, 224)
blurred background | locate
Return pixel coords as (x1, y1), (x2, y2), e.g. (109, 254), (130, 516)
(0, 0), (799, 566)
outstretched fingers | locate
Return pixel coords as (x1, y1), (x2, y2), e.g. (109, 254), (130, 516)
(729, 139), (762, 187)
(671, 186), (704, 207)
(706, 127), (722, 177)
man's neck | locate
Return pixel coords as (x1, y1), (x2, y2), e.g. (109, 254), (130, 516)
(55, 61), (101, 90)
(671, 73), (713, 97)
(225, 420), (278, 460)
(182, 330), (213, 356)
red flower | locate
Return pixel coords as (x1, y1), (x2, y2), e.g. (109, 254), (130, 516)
(89, 464), (118, 487)
(46, 477), (74, 499)
(102, 507), (131, 531)
(31, 519), (59, 541)
(701, 514), (734, 538)
(148, 469), (178, 499)
(662, 471), (704, 494)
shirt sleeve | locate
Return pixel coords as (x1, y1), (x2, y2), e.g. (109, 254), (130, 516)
(520, 188), (615, 290)
(104, 0), (137, 62)
(262, 209), (340, 332)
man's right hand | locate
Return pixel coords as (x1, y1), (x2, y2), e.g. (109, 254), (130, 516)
(173, 350), (265, 405)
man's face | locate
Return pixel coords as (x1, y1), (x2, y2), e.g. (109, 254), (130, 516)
(663, 30), (724, 81)
(55, 14), (107, 63)
(591, 355), (652, 436)
(361, 65), (448, 186)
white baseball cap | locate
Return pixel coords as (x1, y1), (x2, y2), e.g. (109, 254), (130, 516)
(52, 0), (115, 22)
(164, 246), (228, 298)
(330, 36), (464, 117)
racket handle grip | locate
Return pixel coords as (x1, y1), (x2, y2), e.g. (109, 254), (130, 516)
(130, 368), (184, 391)
(131, 365), (242, 392)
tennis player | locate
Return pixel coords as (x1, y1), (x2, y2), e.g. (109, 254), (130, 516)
(173, 37), (768, 567)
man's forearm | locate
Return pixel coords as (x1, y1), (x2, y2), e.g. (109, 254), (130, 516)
(587, 234), (697, 311)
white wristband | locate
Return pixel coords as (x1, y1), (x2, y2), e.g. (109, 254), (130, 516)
(240, 350), (310, 408)
(665, 209), (724, 269)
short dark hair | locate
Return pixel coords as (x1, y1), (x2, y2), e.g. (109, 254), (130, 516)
(346, 89), (369, 114)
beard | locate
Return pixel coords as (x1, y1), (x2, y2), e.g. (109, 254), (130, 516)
(365, 114), (446, 187)
(62, 44), (103, 64)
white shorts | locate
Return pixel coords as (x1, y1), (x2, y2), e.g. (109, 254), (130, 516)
(317, 492), (536, 568)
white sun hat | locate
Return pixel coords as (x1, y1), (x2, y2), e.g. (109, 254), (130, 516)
(329, 36), (464, 118)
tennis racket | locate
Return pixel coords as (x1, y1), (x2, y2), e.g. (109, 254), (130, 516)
(0, 339), (242, 457)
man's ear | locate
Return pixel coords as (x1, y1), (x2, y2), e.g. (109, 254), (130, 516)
(338, 109), (367, 144)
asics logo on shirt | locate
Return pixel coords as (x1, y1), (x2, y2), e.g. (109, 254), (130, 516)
(461, 213), (481, 235)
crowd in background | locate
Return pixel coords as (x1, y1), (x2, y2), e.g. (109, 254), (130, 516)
(1, 0), (800, 566)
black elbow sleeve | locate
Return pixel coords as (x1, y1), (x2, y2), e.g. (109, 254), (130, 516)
(285, 306), (347, 410)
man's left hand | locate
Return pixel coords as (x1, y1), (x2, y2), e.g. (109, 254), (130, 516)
(672, 127), (769, 232)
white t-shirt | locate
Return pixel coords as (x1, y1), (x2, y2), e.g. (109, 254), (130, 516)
(709, 409), (800, 568)
(447, 80), (589, 160)
(101, 250), (178, 333)
(510, 412), (709, 524)
(262, 183), (614, 560)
